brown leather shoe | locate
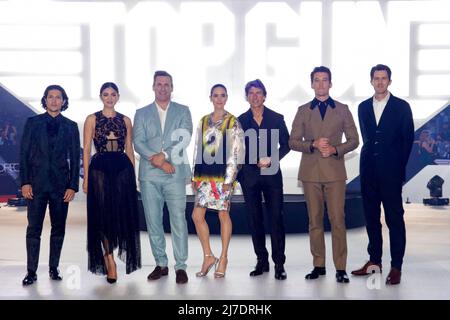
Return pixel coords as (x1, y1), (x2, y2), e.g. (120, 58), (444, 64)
(175, 269), (188, 284)
(351, 261), (382, 276)
(147, 266), (169, 280)
(386, 267), (401, 285)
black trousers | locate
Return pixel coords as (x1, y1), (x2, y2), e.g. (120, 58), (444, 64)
(26, 191), (69, 273)
(360, 174), (406, 270)
(240, 171), (286, 265)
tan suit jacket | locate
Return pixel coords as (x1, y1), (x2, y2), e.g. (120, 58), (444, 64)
(289, 100), (359, 183)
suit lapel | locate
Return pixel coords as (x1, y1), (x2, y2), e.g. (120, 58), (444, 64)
(149, 103), (163, 136)
(377, 95), (394, 130)
(163, 102), (175, 139)
(309, 104), (324, 137)
(54, 117), (66, 155)
(321, 105), (337, 136)
(245, 109), (253, 129)
(363, 100), (377, 135)
(38, 115), (49, 154)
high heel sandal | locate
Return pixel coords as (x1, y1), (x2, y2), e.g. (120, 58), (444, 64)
(214, 256), (228, 278)
(104, 255), (117, 284)
(196, 254), (219, 277)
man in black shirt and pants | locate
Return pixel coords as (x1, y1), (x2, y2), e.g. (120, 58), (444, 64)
(20, 85), (80, 286)
(237, 79), (290, 280)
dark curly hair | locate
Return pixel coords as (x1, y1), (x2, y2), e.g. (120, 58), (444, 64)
(41, 84), (69, 111)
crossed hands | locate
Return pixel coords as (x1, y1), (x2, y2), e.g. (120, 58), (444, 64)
(313, 137), (337, 158)
(257, 157), (271, 168)
(149, 152), (175, 174)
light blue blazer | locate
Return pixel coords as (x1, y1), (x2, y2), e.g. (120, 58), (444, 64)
(133, 101), (193, 182)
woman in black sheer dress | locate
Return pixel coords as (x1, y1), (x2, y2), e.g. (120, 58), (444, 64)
(83, 82), (141, 283)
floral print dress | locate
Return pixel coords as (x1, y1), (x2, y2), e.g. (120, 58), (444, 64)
(192, 111), (245, 212)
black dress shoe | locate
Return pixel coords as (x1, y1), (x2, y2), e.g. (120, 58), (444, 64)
(274, 264), (287, 280)
(336, 270), (350, 283)
(22, 272), (37, 286)
(49, 268), (63, 281)
(305, 267), (326, 280)
(175, 269), (188, 284)
(249, 260), (269, 277)
(147, 266), (169, 280)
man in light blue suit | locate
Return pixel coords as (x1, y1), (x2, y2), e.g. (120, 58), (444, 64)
(133, 70), (193, 284)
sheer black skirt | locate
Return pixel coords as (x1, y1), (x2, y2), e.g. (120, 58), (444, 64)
(87, 152), (141, 275)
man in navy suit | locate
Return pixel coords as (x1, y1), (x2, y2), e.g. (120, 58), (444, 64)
(351, 65), (414, 285)
(237, 79), (290, 280)
(20, 85), (80, 286)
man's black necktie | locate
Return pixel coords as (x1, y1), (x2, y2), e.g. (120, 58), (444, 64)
(318, 102), (327, 120)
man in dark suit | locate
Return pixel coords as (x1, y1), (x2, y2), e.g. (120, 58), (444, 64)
(20, 85), (80, 286)
(351, 64), (414, 285)
(237, 79), (290, 280)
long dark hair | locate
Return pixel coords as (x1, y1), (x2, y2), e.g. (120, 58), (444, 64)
(41, 85), (69, 111)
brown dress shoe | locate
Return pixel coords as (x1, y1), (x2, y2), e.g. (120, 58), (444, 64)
(386, 267), (401, 285)
(147, 266), (169, 280)
(351, 261), (382, 276)
(175, 269), (188, 284)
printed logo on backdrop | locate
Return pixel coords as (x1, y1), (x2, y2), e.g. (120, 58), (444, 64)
(0, 85), (36, 194)
(2, 1), (450, 193)
(1, 0), (450, 112)
(0, 162), (19, 176)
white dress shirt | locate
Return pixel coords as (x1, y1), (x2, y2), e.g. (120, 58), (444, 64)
(372, 92), (390, 125)
(155, 101), (170, 159)
(155, 101), (170, 133)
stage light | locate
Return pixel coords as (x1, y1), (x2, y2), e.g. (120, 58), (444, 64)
(428, 175), (443, 197)
(423, 175), (449, 206)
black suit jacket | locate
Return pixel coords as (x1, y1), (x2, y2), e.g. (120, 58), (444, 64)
(20, 113), (80, 194)
(358, 94), (414, 183)
(237, 106), (290, 184)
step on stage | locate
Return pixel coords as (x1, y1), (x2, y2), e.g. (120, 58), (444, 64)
(137, 192), (366, 234)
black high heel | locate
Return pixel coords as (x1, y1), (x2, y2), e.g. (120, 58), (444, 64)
(104, 255), (117, 284)
(107, 277), (117, 284)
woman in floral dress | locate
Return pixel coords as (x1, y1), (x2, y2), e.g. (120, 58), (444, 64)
(191, 84), (244, 278)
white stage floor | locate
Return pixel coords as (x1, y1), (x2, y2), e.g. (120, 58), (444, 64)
(1, 201), (449, 300)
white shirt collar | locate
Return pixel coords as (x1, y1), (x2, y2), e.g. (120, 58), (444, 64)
(155, 101), (170, 132)
(372, 91), (390, 125)
(155, 101), (170, 112)
(373, 91), (390, 105)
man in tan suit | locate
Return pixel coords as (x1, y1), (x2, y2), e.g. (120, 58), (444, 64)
(289, 66), (359, 283)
